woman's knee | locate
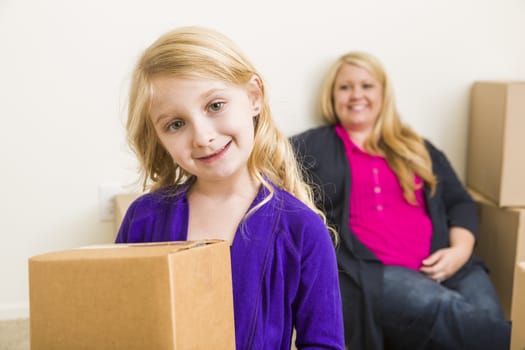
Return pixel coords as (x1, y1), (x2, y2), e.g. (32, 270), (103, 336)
(383, 270), (454, 327)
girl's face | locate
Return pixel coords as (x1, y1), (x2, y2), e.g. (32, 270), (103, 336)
(332, 63), (383, 134)
(149, 76), (261, 183)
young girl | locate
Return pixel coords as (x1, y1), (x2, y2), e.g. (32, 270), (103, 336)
(115, 26), (344, 349)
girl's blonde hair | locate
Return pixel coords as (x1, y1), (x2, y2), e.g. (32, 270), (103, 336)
(319, 51), (436, 203)
(127, 26), (335, 238)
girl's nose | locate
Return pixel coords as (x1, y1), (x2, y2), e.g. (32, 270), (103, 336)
(192, 119), (216, 147)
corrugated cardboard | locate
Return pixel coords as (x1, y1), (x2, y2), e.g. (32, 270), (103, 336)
(114, 193), (140, 234)
(470, 188), (525, 320)
(466, 81), (525, 207)
(511, 262), (525, 350)
(29, 240), (235, 350)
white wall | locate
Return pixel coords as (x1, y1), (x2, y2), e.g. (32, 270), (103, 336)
(1, 0), (524, 319)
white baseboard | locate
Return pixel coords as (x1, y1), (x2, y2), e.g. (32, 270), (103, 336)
(0, 304), (29, 320)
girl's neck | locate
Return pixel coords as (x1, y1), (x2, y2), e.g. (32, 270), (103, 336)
(186, 170), (261, 244)
(189, 170), (260, 200)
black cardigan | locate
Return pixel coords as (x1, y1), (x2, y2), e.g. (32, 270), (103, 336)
(291, 125), (482, 349)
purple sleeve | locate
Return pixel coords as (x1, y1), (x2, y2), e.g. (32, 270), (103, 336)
(115, 200), (143, 243)
(293, 218), (345, 349)
(114, 191), (188, 243)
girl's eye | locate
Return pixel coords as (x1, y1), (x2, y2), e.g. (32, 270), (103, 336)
(338, 85), (349, 91)
(208, 101), (224, 112)
(363, 83), (374, 89)
(167, 119), (185, 131)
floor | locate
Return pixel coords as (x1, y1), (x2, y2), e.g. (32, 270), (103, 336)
(0, 319), (29, 350)
(0, 318), (297, 349)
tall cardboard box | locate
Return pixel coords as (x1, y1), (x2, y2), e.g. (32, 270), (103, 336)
(467, 81), (525, 207)
(29, 240), (235, 350)
(511, 262), (525, 350)
(471, 189), (525, 320)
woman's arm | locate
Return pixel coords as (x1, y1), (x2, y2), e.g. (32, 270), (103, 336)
(428, 141), (479, 235)
(421, 142), (478, 282)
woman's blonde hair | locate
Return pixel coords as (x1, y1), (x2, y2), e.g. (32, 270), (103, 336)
(319, 51), (436, 203)
(127, 26), (334, 238)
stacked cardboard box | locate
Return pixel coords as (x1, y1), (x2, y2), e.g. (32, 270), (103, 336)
(29, 240), (235, 350)
(467, 82), (525, 207)
(511, 262), (525, 350)
(469, 189), (525, 318)
(467, 81), (525, 350)
(510, 262), (525, 350)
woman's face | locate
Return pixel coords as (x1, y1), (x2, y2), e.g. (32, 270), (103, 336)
(332, 63), (383, 134)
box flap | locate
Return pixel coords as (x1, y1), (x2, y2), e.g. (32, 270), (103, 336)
(29, 240), (228, 262)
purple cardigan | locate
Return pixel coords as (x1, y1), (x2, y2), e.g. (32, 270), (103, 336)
(116, 183), (345, 349)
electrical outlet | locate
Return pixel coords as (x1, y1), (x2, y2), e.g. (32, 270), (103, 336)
(98, 184), (124, 222)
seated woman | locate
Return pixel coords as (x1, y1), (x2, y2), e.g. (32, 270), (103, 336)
(291, 51), (511, 350)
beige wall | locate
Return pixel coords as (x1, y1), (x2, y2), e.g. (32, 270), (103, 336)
(1, 0), (525, 319)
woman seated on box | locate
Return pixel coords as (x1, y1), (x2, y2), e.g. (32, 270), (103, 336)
(291, 51), (511, 350)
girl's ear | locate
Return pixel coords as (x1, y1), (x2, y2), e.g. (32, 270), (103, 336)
(246, 75), (263, 115)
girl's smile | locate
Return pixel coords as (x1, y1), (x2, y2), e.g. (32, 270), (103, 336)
(194, 140), (232, 163)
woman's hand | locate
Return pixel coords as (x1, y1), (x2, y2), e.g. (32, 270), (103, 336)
(420, 246), (468, 282)
(420, 226), (475, 282)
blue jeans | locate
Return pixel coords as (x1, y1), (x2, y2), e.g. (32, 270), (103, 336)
(381, 265), (511, 350)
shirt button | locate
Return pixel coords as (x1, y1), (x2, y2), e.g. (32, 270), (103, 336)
(372, 168), (378, 174)
(377, 205), (383, 211)
(374, 186), (381, 194)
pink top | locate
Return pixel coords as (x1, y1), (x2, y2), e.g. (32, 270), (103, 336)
(335, 125), (432, 270)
